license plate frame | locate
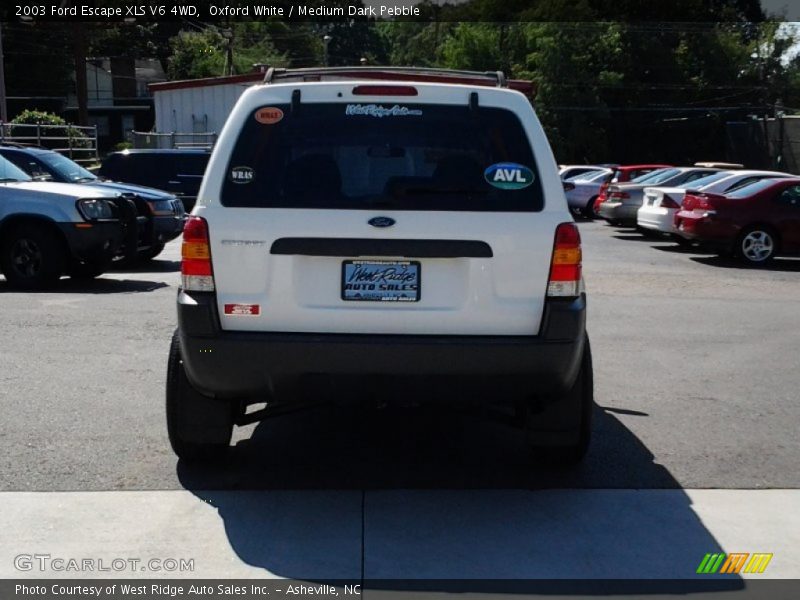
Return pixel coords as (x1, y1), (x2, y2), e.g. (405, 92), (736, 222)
(341, 260), (421, 302)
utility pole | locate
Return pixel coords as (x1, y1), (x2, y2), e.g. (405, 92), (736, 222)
(0, 22), (7, 122)
(72, 22), (89, 126)
(220, 28), (234, 76)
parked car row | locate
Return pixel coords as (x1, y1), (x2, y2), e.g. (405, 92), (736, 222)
(0, 145), (190, 288)
(583, 162), (799, 265)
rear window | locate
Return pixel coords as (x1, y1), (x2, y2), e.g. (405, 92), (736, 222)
(725, 178), (781, 198)
(220, 103), (543, 211)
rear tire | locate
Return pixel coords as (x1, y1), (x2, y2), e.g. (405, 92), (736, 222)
(166, 332), (233, 462)
(526, 339), (593, 465)
(0, 224), (65, 289)
(582, 197), (598, 219)
(737, 226), (777, 265)
(69, 260), (109, 280)
(138, 242), (165, 261)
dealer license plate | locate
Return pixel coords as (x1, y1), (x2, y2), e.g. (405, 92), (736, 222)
(341, 260), (421, 302)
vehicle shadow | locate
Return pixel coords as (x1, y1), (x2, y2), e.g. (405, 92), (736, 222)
(110, 259), (181, 274)
(176, 403), (743, 592)
(0, 276), (169, 294)
(690, 255), (800, 272)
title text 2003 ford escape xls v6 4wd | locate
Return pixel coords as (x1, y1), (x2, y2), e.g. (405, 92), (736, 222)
(167, 67), (592, 464)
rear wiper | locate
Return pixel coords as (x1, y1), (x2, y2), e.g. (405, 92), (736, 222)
(75, 176), (96, 182)
(0, 178), (20, 182)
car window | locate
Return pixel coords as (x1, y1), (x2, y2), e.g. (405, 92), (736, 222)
(221, 103), (544, 212)
(0, 152), (51, 179)
(630, 168), (674, 183)
(679, 170), (716, 184)
(0, 155), (33, 182)
(688, 172), (731, 189)
(638, 168), (681, 184)
(725, 178), (781, 198)
(38, 152), (96, 182)
(570, 170), (608, 183)
(775, 185), (800, 207)
(176, 155), (209, 177)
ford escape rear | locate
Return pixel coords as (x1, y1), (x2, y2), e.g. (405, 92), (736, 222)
(167, 68), (592, 464)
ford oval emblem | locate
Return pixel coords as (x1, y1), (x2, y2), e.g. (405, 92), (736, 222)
(368, 216), (395, 228)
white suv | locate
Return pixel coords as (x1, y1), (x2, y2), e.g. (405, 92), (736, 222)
(167, 67), (592, 463)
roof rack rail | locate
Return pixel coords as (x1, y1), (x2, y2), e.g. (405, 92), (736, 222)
(263, 66), (508, 88)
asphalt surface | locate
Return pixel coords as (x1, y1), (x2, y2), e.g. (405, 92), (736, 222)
(1, 221), (799, 492)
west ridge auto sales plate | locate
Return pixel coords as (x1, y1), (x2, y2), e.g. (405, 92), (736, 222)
(341, 260), (421, 302)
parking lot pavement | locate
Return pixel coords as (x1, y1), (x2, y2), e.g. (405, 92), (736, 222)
(1, 222), (799, 579)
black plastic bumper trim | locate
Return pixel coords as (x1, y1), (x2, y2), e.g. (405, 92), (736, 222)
(270, 238), (493, 258)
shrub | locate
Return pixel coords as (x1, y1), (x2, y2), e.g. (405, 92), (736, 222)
(9, 110), (91, 151)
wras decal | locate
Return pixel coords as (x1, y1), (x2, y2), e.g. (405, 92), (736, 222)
(484, 162), (535, 190)
(229, 166), (255, 184)
(224, 304), (260, 316)
(345, 104), (423, 118)
(254, 107), (284, 124)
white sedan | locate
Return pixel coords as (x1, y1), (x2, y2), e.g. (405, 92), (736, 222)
(637, 170), (794, 235)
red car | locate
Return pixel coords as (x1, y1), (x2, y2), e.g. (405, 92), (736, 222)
(674, 177), (800, 264)
(592, 164), (672, 214)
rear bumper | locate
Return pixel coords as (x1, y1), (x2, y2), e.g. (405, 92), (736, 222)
(151, 214), (185, 245)
(177, 291), (587, 400)
(674, 211), (736, 247)
(637, 208), (675, 233)
(598, 202), (640, 223)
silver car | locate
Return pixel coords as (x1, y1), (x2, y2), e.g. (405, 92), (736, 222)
(597, 167), (723, 225)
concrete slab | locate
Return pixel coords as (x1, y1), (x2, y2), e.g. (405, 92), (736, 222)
(364, 489), (800, 579)
(0, 491), (363, 579)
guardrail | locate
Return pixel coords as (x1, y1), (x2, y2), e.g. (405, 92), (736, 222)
(129, 131), (217, 149)
(0, 122), (99, 164)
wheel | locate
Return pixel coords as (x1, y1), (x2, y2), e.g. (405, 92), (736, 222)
(582, 196), (598, 219)
(672, 234), (692, 248)
(737, 227), (777, 265)
(0, 224), (65, 289)
(138, 242), (165, 261)
(69, 260), (109, 280)
(525, 338), (593, 464)
(166, 331), (233, 462)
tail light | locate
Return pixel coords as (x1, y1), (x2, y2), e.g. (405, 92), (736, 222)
(547, 223), (582, 298)
(563, 181), (575, 192)
(683, 193), (721, 216)
(353, 85), (418, 96)
(660, 194), (680, 209)
(181, 216), (215, 292)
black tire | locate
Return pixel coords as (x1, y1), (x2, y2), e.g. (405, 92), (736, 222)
(0, 224), (65, 289)
(69, 260), (109, 280)
(582, 196), (598, 219)
(166, 332), (233, 462)
(672, 234), (692, 248)
(526, 339), (593, 465)
(736, 226), (777, 265)
(138, 242), (165, 261)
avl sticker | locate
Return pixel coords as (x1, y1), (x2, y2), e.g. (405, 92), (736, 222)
(484, 162), (534, 190)
(229, 166), (254, 184)
(255, 107), (284, 124)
